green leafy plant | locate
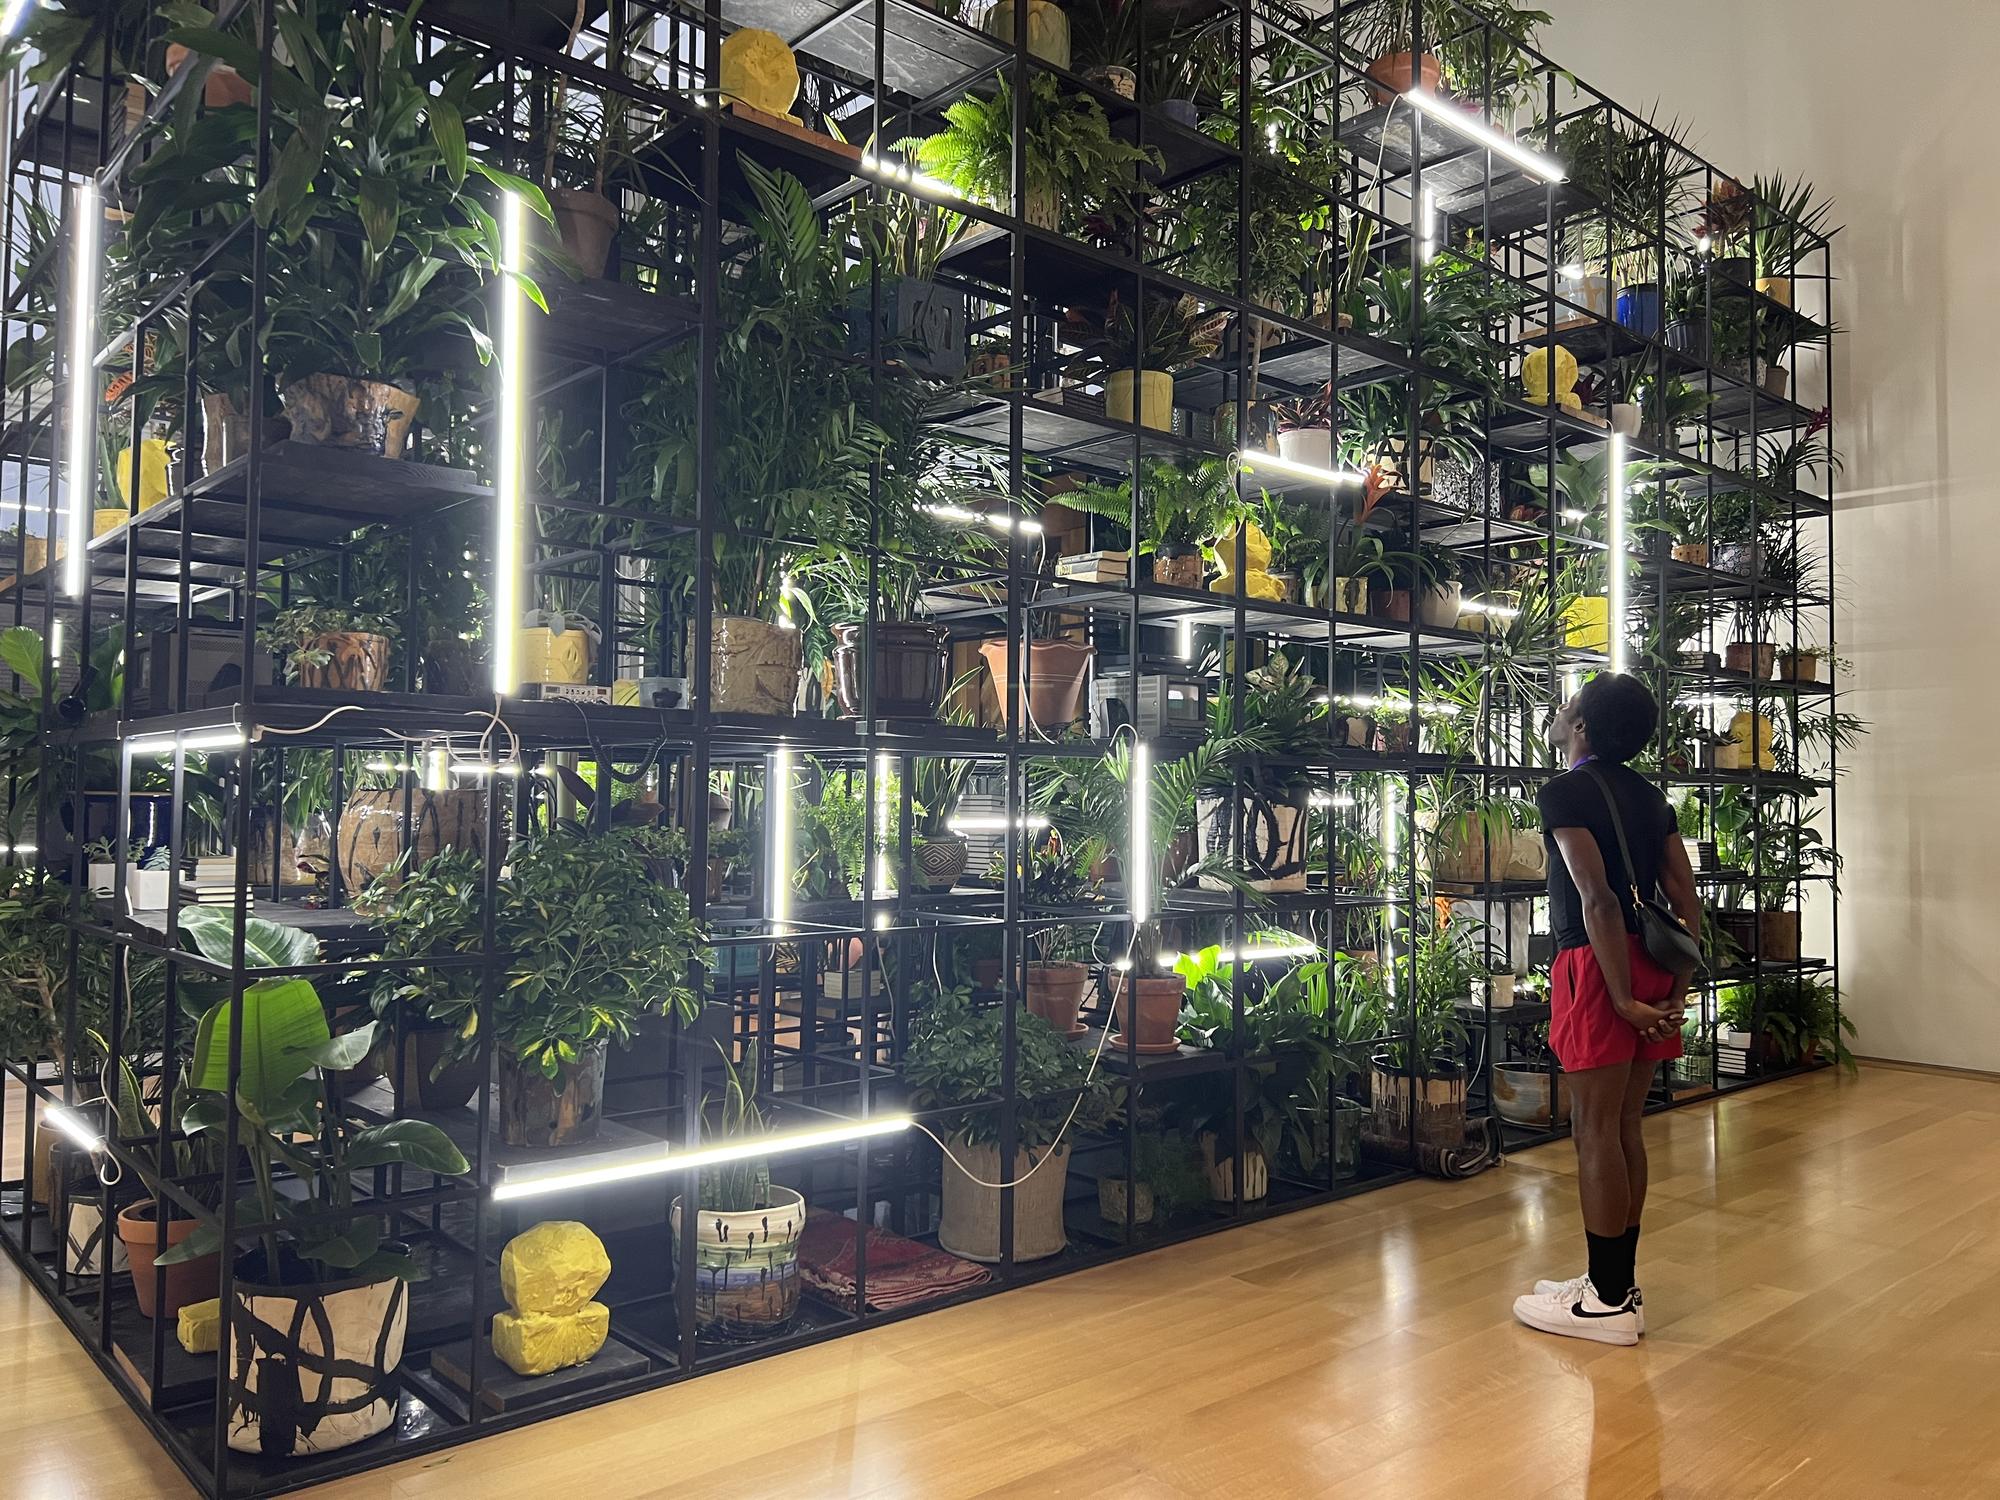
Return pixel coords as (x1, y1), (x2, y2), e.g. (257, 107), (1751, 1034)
(1749, 175), (1841, 280)
(1343, 0), (1554, 111)
(1064, 291), (1227, 377)
(256, 604), (399, 679)
(1060, 456), (1238, 559)
(699, 1040), (774, 1212)
(372, 824), (703, 1082)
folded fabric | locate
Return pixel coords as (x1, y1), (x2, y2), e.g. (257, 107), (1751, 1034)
(798, 1210), (991, 1314)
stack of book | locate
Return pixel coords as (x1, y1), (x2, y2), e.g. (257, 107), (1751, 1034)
(1053, 550), (1129, 584)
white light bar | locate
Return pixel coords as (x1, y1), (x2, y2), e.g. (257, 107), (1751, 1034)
(769, 746), (794, 932)
(1560, 508), (1586, 523)
(62, 179), (101, 598)
(1608, 432), (1628, 674)
(491, 1115), (915, 1202)
(126, 728), (247, 757)
(1402, 88), (1567, 184)
(1236, 449), (1365, 488)
(1129, 740), (1151, 928)
(1158, 937), (1319, 967)
(858, 151), (963, 205)
(492, 191), (527, 695)
(1310, 792), (1358, 809)
(1460, 597), (1521, 619)
(42, 1103), (103, 1153)
(923, 503), (1042, 536)
(453, 760), (523, 778)
(1339, 693), (1463, 719)
(946, 813), (1049, 834)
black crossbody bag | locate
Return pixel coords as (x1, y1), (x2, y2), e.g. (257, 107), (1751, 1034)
(1581, 763), (1703, 976)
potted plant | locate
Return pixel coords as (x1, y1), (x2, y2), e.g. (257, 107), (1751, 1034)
(1197, 656), (1326, 894)
(980, 609), (1095, 733)
(841, 188), (970, 380)
(1491, 1026), (1570, 1127)
(536, 14), (662, 279)
(1370, 918), (1476, 1150)
(1269, 381), (1339, 471)
(374, 825), (702, 1147)
(669, 1041), (806, 1337)
(156, 982), (469, 1457)
(1748, 175), (1840, 308)
(258, 604), (399, 694)
(126, 845), (173, 909)
(908, 74), (1158, 238)
(335, 765), (487, 901)
(517, 597), (601, 690)
(1061, 457), (1233, 589)
(980, 0), (1070, 66)
(905, 980), (1122, 1262)
(1346, 0), (1552, 109)
(1017, 840), (1096, 1035)
(1098, 1125), (1209, 1227)
(909, 754), (975, 892)
(1065, 291), (1226, 432)
(1069, 0), (1143, 95)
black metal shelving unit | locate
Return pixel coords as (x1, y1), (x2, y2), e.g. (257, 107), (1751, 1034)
(0, 1), (1840, 1494)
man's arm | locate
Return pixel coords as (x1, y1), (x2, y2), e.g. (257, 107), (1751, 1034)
(1657, 830), (1701, 1014)
(1551, 825), (1675, 1035)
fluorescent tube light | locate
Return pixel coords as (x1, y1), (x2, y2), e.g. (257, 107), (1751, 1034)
(1609, 432), (1628, 674)
(1236, 450), (1364, 488)
(492, 191), (527, 695)
(1157, 937), (1318, 967)
(1401, 88), (1567, 184)
(769, 746), (794, 931)
(923, 503), (1042, 536)
(491, 1114), (915, 1202)
(1310, 792), (1358, 809)
(858, 152), (962, 204)
(42, 1103), (103, 1153)
(126, 728), (247, 757)
(946, 813), (1049, 834)
(62, 179), (101, 598)
(1560, 508), (1586, 523)
(1461, 597), (1521, 619)
(1129, 740), (1151, 927)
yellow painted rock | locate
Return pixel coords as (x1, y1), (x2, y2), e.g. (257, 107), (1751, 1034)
(114, 437), (173, 509)
(1563, 595), (1609, 651)
(719, 28), (800, 118)
(499, 1220), (612, 1317)
(1727, 711), (1776, 771)
(492, 1301), (610, 1376)
(1523, 345), (1581, 412)
(178, 1297), (220, 1354)
(1209, 521), (1283, 600)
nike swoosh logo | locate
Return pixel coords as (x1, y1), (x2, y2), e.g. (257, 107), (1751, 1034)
(1570, 1302), (1635, 1318)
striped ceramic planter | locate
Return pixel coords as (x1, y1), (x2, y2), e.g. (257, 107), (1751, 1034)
(670, 1186), (806, 1339)
(911, 834), (968, 892)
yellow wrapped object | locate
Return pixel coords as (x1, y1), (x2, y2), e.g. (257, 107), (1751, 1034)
(1727, 711), (1776, 771)
(499, 1220), (612, 1317)
(1523, 345), (1582, 413)
(516, 625), (594, 687)
(719, 28), (800, 118)
(178, 1297), (220, 1354)
(114, 437), (172, 510)
(1209, 521), (1283, 601)
(1563, 596), (1609, 651)
(491, 1301), (610, 1376)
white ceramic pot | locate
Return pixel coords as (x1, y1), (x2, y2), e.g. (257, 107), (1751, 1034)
(60, 1197), (128, 1278)
(1275, 427), (1334, 471)
(1610, 402), (1641, 437)
(227, 1264), (408, 1456)
(1417, 581), (1463, 628)
(1573, 274), (1612, 316)
(126, 867), (171, 909)
(87, 862), (115, 897)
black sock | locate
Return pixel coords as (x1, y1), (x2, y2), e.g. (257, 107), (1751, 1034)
(1624, 1223), (1641, 1274)
(1586, 1230), (1635, 1305)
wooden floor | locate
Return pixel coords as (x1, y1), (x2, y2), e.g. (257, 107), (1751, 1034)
(8, 1065), (2000, 1499)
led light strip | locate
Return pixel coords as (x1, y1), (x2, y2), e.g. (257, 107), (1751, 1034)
(492, 1115), (915, 1201)
(42, 1103), (103, 1153)
(62, 179), (101, 598)
(1157, 937), (1318, 967)
(1401, 87), (1567, 184)
(492, 192), (527, 695)
(126, 728), (247, 757)
(946, 813), (1049, 834)
(923, 503), (1043, 536)
(768, 746), (794, 933)
(857, 152), (963, 205)
(1608, 431), (1628, 673)
(1310, 792), (1358, 809)
(1236, 449), (1365, 488)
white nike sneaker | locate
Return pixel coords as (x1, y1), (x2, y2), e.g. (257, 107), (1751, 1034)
(1533, 1272), (1645, 1334)
(1512, 1282), (1640, 1346)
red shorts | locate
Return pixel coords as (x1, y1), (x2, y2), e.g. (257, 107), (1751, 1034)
(1551, 934), (1684, 1072)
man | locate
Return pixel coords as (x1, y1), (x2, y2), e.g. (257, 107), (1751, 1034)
(1512, 673), (1700, 1347)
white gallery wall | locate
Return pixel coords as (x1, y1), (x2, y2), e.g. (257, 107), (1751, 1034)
(1541, 0), (2000, 1069)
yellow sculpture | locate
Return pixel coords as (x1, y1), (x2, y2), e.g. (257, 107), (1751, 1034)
(1209, 520), (1284, 601)
(719, 29), (800, 120)
(178, 1297), (220, 1355)
(114, 436), (172, 511)
(1723, 711), (1776, 772)
(1522, 345), (1582, 414)
(492, 1221), (612, 1377)
(1563, 595), (1609, 651)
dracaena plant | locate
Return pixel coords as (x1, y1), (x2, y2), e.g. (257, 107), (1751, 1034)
(256, 603), (400, 678)
(371, 823), (703, 1082)
(150, 0), (551, 390)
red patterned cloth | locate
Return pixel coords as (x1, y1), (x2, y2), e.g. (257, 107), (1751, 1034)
(798, 1210), (991, 1313)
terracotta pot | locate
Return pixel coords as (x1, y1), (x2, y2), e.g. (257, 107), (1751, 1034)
(830, 620), (950, 719)
(166, 42), (254, 109)
(549, 186), (618, 278)
(1776, 650), (1820, 683)
(1153, 549), (1203, 589)
(939, 1137), (1071, 1262)
(1763, 362), (1791, 399)
(1672, 542), (1711, 567)
(979, 636), (1094, 731)
(1106, 368), (1174, 430)
(1759, 910), (1801, 963)
(499, 1042), (608, 1148)
(1724, 641), (1776, 679)
(335, 786), (485, 899)
(298, 632), (391, 694)
(704, 615), (802, 716)
(388, 1024), (485, 1113)
(911, 834), (969, 892)
(971, 957), (1003, 991)
(1025, 961), (1088, 1034)
(226, 1249), (407, 1456)
(669, 1185), (806, 1338)
(117, 1201), (217, 1320)
(1109, 973), (1185, 1050)
(1492, 1064), (1570, 1128)
(1373, 587), (1413, 621)
(1365, 50), (1441, 102)
(279, 374), (421, 459)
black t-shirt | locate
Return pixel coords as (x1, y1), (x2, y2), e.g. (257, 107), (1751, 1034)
(1538, 761), (1676, 951)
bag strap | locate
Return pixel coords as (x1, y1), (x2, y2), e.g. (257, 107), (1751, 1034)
(1579, 762), (1647, 907)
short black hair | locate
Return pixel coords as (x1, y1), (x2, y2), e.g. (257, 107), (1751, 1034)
(1577, 672), (1657, 763)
